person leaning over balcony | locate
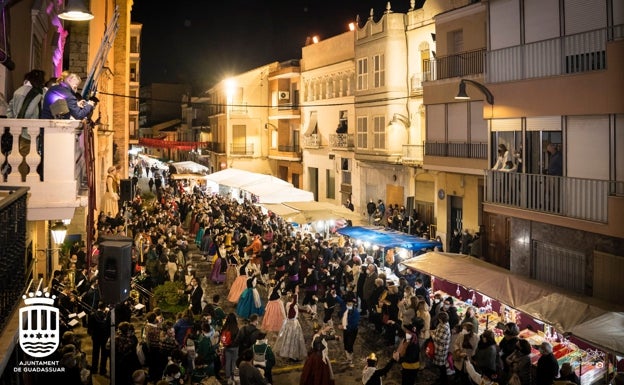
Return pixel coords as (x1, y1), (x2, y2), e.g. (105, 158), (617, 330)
(7, 69), (46, 118)
(40, 72), (96, 120)
(492, 144), (513, 170)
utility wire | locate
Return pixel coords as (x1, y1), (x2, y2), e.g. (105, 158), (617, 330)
(97, 90), (412, 108)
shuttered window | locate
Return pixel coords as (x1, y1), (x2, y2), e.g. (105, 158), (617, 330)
(564, 0), (607, 35)
(524, 0), (560, 43)
(490, 0), (521, 50)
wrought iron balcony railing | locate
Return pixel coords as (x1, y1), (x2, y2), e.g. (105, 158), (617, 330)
(230, 143), (254, 155)
(422, 48), (486, 81)
(425, 142), (487, 159)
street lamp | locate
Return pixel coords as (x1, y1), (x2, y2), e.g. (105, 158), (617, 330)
(389, 113), (410, 127)
(455, 79), (494, 105)
(50, 220), (68, 246)
(58, 0), (94, 21)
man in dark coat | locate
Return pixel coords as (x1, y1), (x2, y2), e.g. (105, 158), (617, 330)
(185, 276), (204, 315)
(88, 301), (111, 375)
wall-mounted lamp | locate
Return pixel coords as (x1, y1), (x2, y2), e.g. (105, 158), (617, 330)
(264, 122), (278, 131)
(455, 79), (494, 105)
(50, 220), (68, 245)
(58, 0), (94, 21)
(389, 113), (410, 127)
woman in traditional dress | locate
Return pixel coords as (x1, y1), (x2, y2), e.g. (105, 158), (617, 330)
(210, 239), (227, 284)
(236, 273), (265, 319)
(101, 166), (119, 218)
(273, 286), (308, 362)
(300, 323), (338, 385)
(225, 247), (239, 290)
(227, 258), (254, 304)
(261, 277), (286, 333)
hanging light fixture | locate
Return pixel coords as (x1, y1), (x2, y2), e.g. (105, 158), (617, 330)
(454, 79), (495, 105)
(58, 0), (94, 21)
(50, 221), (68, 245)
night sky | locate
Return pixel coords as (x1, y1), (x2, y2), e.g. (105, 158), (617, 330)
(131, 0), (421, 91)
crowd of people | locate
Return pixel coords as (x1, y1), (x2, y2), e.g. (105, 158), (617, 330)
(38, 170), (592, 385)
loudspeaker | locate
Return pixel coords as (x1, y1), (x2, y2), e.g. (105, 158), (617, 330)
(120, 179), (134, 202)
(98, 239), (132, 304)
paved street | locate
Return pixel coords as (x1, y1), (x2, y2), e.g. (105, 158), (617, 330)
(79, 173), (442, 385)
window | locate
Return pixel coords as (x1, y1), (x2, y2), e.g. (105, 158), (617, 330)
(304, 111), (318, 136)
(336, 110), (348, 133)
(373, 54), (385, 88)
(357, 58), (368, 90)
(232, 124), (247, 154)
(373, 116), (385, 149)
(326, 169), (335, 199)
(357, 116), (368, 149)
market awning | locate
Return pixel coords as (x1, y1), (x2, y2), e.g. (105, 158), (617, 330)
(568, 312), (624, 355)
(205, 168), (252, 184)
(283, 201), (364, 224)
(245, 184), (313, 204)
(336, 226), (442, 251)
(401, 252), (624, 353)
(170, 161), (209, 174)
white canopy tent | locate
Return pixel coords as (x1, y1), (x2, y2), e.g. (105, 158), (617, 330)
(204, 168), (313, 204)
(244, 183), (314, 203)
(170, 161), (209, 174)
(259, 201), (364, 224)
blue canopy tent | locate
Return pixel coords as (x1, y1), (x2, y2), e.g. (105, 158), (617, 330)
(336, 226), (442, 251)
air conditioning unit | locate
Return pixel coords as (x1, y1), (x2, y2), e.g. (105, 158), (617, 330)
(278, 91), (290, 100)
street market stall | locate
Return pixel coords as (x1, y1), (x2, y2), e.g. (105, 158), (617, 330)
(335, 226), (442, 282)
(337, 226), (442, 252)
(401, 252), (623, 383)
(169, 161), (209, 175)
(243, 183), (314, 204)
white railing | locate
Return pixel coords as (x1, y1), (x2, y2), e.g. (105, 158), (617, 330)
(303, 134), (320, 148)
(485, 170), (617, 223)
(486, 25), (621, 83)
(0, 119), (83, 219)
(329, 133), (354, 149)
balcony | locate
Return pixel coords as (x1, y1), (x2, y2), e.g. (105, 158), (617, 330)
(485, 170), (624, 225)
(230, 143), (254, 156)
(269, 144), (302, 161)
(402, 144), (424, 165)
(205, 142), (225, 153)
(303, 134), (320, 149)
(0, 186), (28, 332)
(0, 119), (85, 220)
(423, 48), (486, 81)
(486, 25), (623, 83)
(425, 142), (487, 159)
(329, 134), (354, 150)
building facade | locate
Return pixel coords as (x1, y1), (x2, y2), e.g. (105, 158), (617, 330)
(421, 1), (488, 250)
(481, 0), (624, 304)
(301, 31), (357, 206)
